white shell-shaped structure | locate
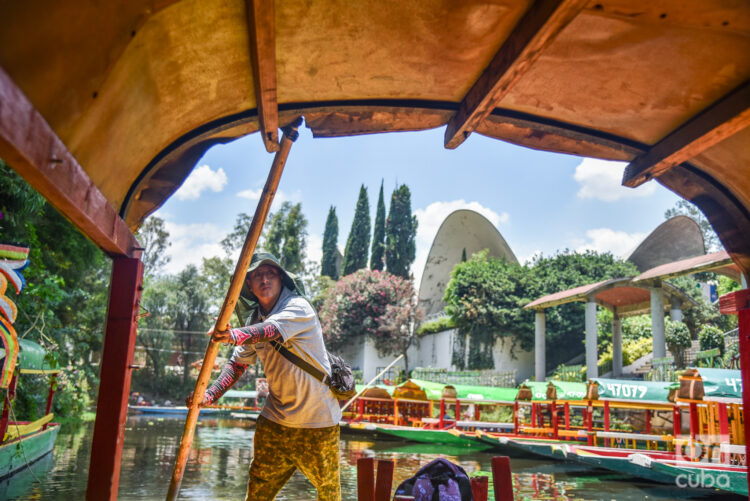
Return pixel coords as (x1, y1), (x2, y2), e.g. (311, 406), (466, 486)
(418, 209), (518, 317)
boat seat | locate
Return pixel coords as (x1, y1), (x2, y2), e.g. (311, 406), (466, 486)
(557, 429), (588, 438)
(4, 412), (54, 441)
(455, 420), (513, 429)
(520, 426), (554, 435)
(596, 431), (670, 442)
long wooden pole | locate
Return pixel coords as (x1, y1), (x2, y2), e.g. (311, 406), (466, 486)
(340, 354), (404, 413)
(166, 117), (302, 500)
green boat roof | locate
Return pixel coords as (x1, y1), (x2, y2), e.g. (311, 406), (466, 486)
(406, 379), (518, 403)
(592, 378), (673, 403)
(0, 338), (59, 374)
(405, 379), (444, 400)
(548, 381), (588, 401)
(518, 381), (549, 401)
(691, 368), (743, 401)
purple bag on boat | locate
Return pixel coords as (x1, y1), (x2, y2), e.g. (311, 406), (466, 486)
(393, 458), (473, 501)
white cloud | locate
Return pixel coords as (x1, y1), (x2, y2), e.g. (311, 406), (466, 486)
(162, 221), (227, 273)
(574, 228), (647, 257)
(306, 233), (323, 266)
(412, 200), (509, 286)
(574, 158), (656, 202)
(174, 165), (228, 200)
(236, 188), (301, 212)
(519, 249), (543, 265)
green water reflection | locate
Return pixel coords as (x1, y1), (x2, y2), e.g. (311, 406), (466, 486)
(0, 415), (744, 500)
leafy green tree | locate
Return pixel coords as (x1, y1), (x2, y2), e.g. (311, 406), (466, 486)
(200, 256), (233, 314)
(0, 160), (110, 418)
(443, 249), (639, 371)
(341, 185), (370, 276)
(385, 184), (417, 279)
(666, 320), (691, 368)
(443, 250), (531, 369)
(698, 325), (725, 356)
(321, 206), (339, 279)
(222, 202), (308, 274)
(221, 212), (252, 255)
(263, 202), (308, 274)
(370, 181), (386, 271)
(138, 275), (176, 381)
(136, 216), (171, 275)
(665, 200), (720, 251)
(171, 265), (212, 385)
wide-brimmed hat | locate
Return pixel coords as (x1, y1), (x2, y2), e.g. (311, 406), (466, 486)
(235, 252), (305, 321)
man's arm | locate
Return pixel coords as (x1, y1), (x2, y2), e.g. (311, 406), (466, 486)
(204, 360), (248, 405)
(229, 321), (281, 345)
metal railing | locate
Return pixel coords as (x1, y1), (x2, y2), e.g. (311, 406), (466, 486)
(410, 368), (517, 387)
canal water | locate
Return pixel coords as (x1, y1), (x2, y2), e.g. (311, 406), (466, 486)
(0, 415), (744, 500)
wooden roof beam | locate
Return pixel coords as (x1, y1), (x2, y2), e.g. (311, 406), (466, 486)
(623, 80), (750, 188)
(246, 0), (280, 153)
(444, 0), (587, 149)
(0, 66), (139, 258)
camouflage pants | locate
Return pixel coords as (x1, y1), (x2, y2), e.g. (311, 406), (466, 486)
(246, 416), (341, 501)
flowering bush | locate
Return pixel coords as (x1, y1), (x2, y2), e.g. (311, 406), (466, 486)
(318, 269), (421, 367)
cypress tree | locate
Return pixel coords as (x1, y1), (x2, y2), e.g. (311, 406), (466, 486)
(385, 184), (417, 278)
(370, 180), (386, 271)
(341, 185), (371, 276)
(321, 206), (339, 279)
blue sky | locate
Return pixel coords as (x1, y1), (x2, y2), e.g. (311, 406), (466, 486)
(153, 125), (681, 281)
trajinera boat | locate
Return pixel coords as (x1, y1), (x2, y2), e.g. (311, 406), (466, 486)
(0, 245), (62, 479)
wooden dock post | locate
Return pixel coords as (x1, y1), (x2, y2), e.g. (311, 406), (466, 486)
(357, 457), (375, 501)
(492, 456), (514, 500)
(470, 476), (489, 501)
(375, 459), (394, 501)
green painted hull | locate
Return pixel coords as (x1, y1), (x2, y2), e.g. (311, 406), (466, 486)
(474, 434), (544, 458)
(650, 461), (748, 496)
(0, 423), (60, 479)
(376, 427), (483, 447)
(559, 450), (674, 484)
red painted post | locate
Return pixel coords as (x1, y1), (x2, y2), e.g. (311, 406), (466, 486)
(689, 402), (698, 439)
(673, 406), (681, 438)
(491, 456), (514, 501)
(470, 476), (488, 501)
(439, 399), (445, 428)
(374, 459), (394, 501)
(357, 457), (375, 501)
(0, 372), (18, 443)
(551, 401), (558, 439)
(645, 409), (652, 434)
(86, 257), (144, 501)
(513, 401), (519, 434)
(718, 403), (730, 463)
(455, 399), (461, 422)
(564, 402), (570, 439)
(718, 287), (750, 493)
(603, 401), (610, 447)
(586, 403), (594, 446)
(43, 373), (57, 430)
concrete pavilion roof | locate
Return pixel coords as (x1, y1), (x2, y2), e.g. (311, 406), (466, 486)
(418, 209), (517, 317)
(524, 277), (694, 316)
(1, 1), (750, 275)
(633, 250), (743, 284)
(625, 216), (706, 272)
